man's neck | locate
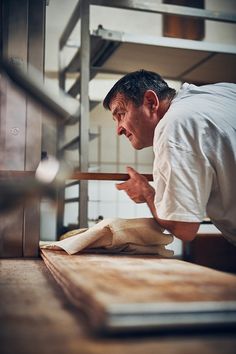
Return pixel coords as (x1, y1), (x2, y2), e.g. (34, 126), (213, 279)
(157, 96), (173, 121)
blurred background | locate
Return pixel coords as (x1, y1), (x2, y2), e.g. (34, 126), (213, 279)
(1, 0), (236, 258)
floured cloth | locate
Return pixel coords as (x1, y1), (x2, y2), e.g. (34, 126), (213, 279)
(41, 218), (174, 257)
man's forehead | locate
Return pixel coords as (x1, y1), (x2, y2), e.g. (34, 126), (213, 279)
(109, 93), (127, 111)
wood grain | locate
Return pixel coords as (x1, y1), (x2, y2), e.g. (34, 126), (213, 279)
(0, 171), (153, 181)
(70, 172), (153, 181)
(1, 258), (236, 354)
(40, 250), (236, 333)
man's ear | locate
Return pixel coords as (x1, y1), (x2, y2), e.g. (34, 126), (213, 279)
(143, 90), (159, 113)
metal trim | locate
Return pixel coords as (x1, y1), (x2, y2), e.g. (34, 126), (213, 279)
(93, 27), (236, 55)
(90, 0), (236, 23)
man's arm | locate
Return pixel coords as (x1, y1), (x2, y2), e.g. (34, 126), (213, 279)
(116, 166), (200, 242)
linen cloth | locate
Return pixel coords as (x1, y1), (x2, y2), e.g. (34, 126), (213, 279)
(41, 218), (174, 257)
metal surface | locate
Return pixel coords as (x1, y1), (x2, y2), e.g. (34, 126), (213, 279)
(1, 0), (28, 257)
(65, 35), (120, 74)
(58, 132), (98, 152)
(2, 2), (28, 172)
(0, 0), (47, 257)
(0, 49), (87, 249)
(59, 0), (236, 54)
(93, 26), (236, 55)
(90, 27), (236, 83)
(0, 158), (70, 213)
(24, 0), (46, 257)
(79, 0), (90, 228)
(91, 0), (236, 23)
(65, 36), (119, 98)
(1, 60), (80, 123)
(90, 34), (236, 83)
(59, 0), (81, 50)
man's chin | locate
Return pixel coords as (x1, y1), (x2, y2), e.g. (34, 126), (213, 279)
(131, 141), (144, 150)
(131, 140), (151, 150)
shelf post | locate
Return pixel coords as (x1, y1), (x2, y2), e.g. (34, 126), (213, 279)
(79, 0), (90, 228)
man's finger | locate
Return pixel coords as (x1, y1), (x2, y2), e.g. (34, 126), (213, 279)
(126, 166), (139, 178)
(116, 181), (127, 190)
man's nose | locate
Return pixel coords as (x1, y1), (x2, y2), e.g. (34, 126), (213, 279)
(117, 124), (124, 136)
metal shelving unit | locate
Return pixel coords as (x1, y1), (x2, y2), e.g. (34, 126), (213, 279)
(57, 0), (236, 236)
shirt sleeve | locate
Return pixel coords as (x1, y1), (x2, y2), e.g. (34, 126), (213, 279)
(153, 140), (213, 222)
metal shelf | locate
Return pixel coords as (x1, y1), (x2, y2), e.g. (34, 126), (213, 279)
(90, 26), (236, 83)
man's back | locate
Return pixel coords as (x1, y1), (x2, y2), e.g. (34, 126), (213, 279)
(153, 82), (236, 243)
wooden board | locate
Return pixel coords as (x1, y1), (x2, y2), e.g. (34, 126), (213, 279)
(70, 171), (153, 181)
(41, 249), (236, 334)
(0, 171), (153, 181)
(2, 259), (236, 354)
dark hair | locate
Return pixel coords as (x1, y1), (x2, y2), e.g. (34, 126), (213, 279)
(103, 69), (176, 110)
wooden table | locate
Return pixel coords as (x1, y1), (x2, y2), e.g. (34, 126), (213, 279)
(1, 257), (236, 354)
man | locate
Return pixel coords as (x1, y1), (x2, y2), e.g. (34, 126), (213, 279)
(103, 70), (236, 244)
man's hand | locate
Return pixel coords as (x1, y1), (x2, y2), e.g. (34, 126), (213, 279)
(116, 166), (200, 241)
(116, 166), (155, 203)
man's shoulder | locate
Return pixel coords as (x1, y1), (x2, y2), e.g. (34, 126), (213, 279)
(157, 102), (195, 133)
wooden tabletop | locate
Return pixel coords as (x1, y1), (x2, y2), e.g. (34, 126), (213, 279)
(1, 257), (236, 354)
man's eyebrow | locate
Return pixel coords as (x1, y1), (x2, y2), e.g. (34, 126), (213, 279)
(111, 107), (118, 115)
(111, 106), (124, 116)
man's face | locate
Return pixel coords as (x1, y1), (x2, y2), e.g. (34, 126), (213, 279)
(109, 93), (155, 150)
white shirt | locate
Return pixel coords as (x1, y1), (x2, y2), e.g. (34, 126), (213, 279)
(153, 82), (236, 244)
